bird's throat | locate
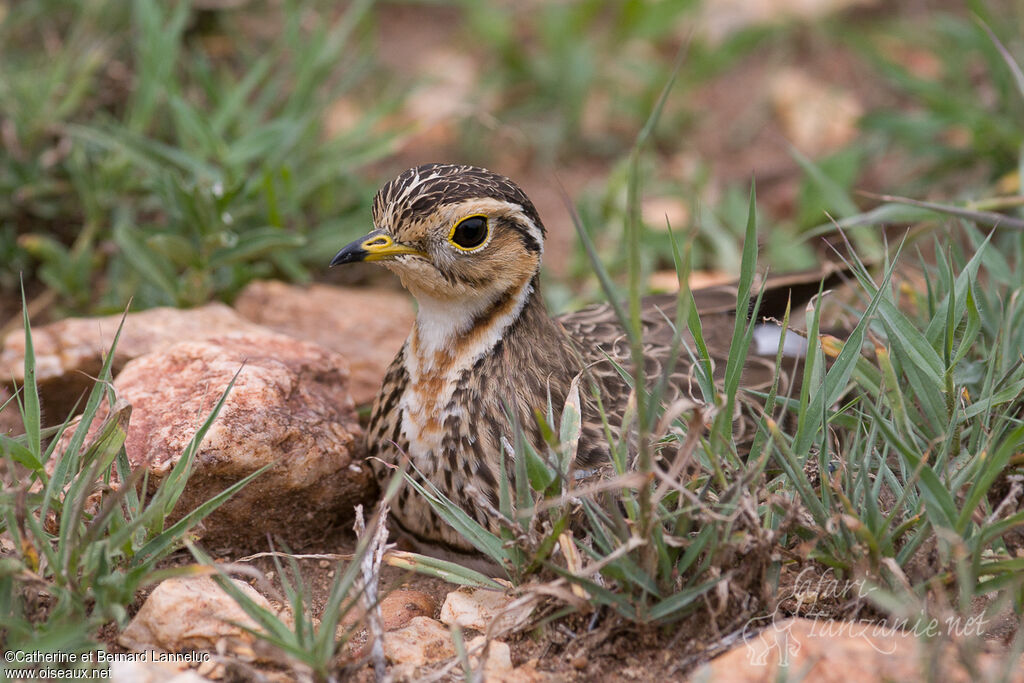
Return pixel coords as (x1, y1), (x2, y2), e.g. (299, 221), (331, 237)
(409, 275), (540, 373)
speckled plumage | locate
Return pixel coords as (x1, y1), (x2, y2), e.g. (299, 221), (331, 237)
(334, 163), (839, 554)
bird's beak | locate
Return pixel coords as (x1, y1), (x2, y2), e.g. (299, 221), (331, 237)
(330, 230), (426, 266)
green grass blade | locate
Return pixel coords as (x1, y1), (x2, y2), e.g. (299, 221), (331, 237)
(18, 283), (41, 459)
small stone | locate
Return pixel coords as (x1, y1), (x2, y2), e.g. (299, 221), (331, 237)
(571, 655), (588, 670)
(641, 197), (689, 232)
(338, 588), (437, 636)
(381, 589), (438, 631)
(648, 269), (732, 294)
(399, 48), (484, 147)
(440, 586), (532, 635)
(382, 616), (455, 667)
(195, 660), (221, 678)
(110, 659), (210, 683)
(695, 0), (880, 44)
(770, 68), (863, 157)
(467, 635), (513, 674)
(483, 659), (554, 683)
(119, 576), (282, 663)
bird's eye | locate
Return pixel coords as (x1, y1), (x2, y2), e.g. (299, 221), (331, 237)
(449, 215), (489, 251)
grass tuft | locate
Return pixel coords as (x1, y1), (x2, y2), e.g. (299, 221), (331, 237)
(0, 297), (255, 658)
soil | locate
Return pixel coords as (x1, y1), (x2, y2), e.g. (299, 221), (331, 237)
(130, 530), (727, 681)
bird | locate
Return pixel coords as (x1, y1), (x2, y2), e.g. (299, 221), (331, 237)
(331, 163), (846, 556)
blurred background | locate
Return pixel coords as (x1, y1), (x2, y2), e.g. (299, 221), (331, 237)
(1, 0), (1022, 326)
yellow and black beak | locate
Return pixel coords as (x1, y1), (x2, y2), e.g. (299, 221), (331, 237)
(330, 230), (426, 266)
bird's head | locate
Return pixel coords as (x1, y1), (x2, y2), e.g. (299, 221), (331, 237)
(331, 164), (546, 304)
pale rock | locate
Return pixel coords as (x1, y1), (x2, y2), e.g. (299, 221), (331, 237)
(380, 589), (438, 631)
(0, 303), (266, 420)
(233, 281), (414, 406)
(59, 333), (372, 546)
(119, 576), (281, 663)
(489, 663), (553, 683)
(110, 660), (211, 683)
(323, 97), (363, 139)
(770, 68), (863, 157)
(468, 640), (553, 683)
(440, 586), (533, 635)
(875, 39), (944, 81)
(382, 616), (455, 667)
(641, 197), (690, 232)
(340, 588), (437, 635)
(580, 90), (613, 141)
(467, 635), (512, 672)
(399, 47), (485, 150)
(696, 0), (880, 44)
(648, 269), (733, 294)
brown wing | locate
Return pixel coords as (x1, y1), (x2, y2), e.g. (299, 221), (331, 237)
(366, 342), (410, 483)
(555, 264), (852, 444)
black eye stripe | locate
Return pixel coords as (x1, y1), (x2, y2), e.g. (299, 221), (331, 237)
(492, 216), (540, 253)
(450, 215), (489, 250)
(516, 229), (541, 253)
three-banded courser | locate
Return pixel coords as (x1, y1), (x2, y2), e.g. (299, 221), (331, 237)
(333, 163), (842, 555)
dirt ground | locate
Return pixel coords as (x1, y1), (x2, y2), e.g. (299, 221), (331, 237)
(127, 528), (733, 680)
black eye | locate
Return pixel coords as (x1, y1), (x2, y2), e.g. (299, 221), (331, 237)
(450, 215), (489, 250)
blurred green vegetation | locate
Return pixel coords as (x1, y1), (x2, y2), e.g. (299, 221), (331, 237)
(1, 0), (1022, 316)
(1, 311), (260, 656)
(0, 0), (402, 314)
(856, 6), (1024, 192)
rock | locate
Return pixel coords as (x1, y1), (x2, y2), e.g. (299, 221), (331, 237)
(340, 588), (438, 634)
(0, 303), (266, 421)
(109, 660), (210, 683)
(695, 617), (1024, 683)
(324, 97), (365, 139)
(60, 333), (373, 546)
(487, 663), (553, 683)
(769, 68), (863, 157)
(467, 635), (512, 672)
(233, 281), (414, 406)
(119, 576), (282, 663)
(382, 616), (455, 667)
(440, 586), (533, 635)
(381, 589), (438, 631)
(641, 197), (690, 232)
(393, 48), (487, 151)
(380, 615), (551, 681)
(696, 0), (879, 44)
(465, 638), (552, 683)
(468, 637), (556, 683)
(648, 270), (733, 294)
(402, 48), (480, 127)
